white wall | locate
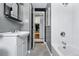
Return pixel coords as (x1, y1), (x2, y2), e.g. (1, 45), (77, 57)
(0, 3), (21, 33)
(19, 3), (31, 31)
(51, 3), (79, 55)
(46, 3), (51, 51)
(46, 3), (51, 26)
(33, 12), (45, 39)
(72, 4), (79, 47)
(32, 3), (47, 8)
(0, 3), (30, 33)
(51, 3), (73, 48)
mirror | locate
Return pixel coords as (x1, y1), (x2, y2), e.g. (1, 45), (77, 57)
(4, 3), (22, 22)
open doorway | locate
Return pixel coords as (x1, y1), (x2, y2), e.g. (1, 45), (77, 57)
(34, 16), (41, 41)
(30, 3), (51, 53)
(30, 7), (46, 49)
(32, 8), (46, 48)
(34, 11), (45, 43)
(29, 3), (52, 56)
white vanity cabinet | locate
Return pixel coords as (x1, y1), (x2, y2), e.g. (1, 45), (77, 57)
(17, 34), (28, 56)
(0, 31), (29, 56)
(0, 37), (17, 56)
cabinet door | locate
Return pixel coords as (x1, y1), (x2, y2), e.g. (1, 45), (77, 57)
(22, 40), (27, 56)
(0, 37), (17, 56)
(22, 42), (26, 56)
(17, 37), (24, 56)
(17, 45), (22, 56)
(17, 35), (28, 56)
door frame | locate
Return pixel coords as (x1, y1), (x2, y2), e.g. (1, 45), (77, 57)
(30, 6), (46, 49)
(34, 11), (45, 41)
(30, 4), (33, 49)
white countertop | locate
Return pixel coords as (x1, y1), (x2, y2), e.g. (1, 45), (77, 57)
(0, 31), (29, 37)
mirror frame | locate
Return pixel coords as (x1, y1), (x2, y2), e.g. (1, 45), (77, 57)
(4, 3), (22, 22)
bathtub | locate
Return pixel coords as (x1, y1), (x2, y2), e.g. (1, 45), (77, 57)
(52, 44), (79, 56)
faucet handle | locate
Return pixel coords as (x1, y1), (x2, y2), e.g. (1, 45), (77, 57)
(62, 41), (67, 49)
(63, 46), (66, 49)
(62, 41), (67, 45)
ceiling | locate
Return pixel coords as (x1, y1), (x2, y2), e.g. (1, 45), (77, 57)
(32, 3), (47, 8)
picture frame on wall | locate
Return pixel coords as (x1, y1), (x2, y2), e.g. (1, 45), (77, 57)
(4, 3), (12, 16)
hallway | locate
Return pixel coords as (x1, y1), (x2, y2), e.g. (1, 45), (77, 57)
(28, 42), (51, 56)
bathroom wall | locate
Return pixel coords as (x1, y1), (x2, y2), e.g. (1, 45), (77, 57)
(32, 3), (47, 8)
(51, 3), (79, 55)
(46, 3), (51, 52)
(71, 4), (79, 47)
(51, 3), (79, 49)
(51, 3), (73, 48)
(0, 3), (31, 33)
(0, 3), (21, 33)
(20, 3), (31, 31)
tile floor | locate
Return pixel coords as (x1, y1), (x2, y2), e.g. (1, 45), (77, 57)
(28, 42), (51, 56)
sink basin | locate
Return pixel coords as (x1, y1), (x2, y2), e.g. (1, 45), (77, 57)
(0, 31), (29, 37)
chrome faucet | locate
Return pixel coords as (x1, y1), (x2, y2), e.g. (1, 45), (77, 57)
(62, 41), (67, 49)
(62, 41), (67, 45)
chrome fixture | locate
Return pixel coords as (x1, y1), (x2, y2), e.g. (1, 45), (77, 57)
(62, 3), (69, 7)
(62, 41), (67, 45)
(60, 32), (66, 37)
(62, 41), (67, 49)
